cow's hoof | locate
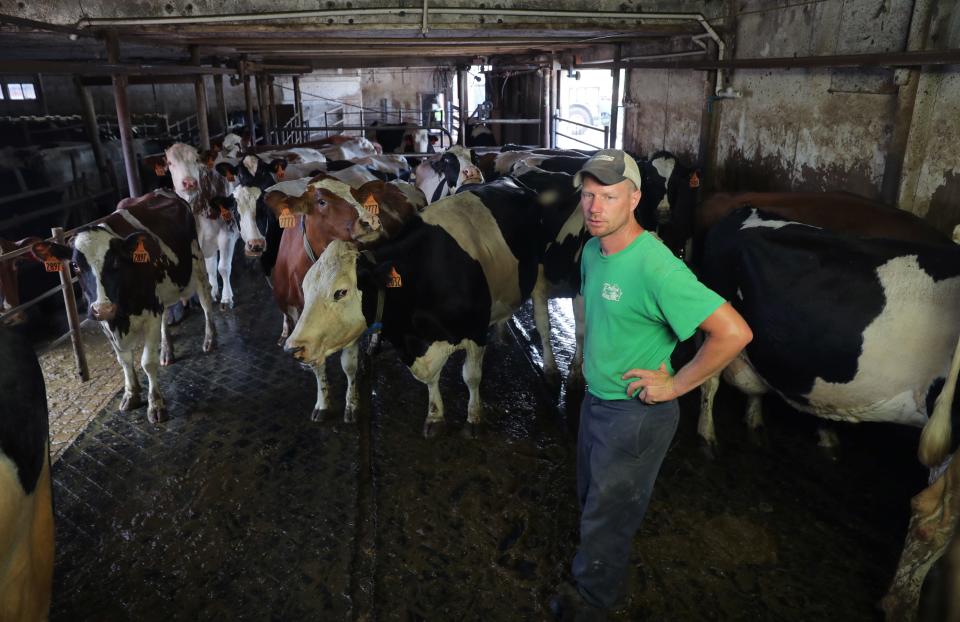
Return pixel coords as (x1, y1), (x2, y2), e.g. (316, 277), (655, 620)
(310, 408), (328, 423)
(203, 335), (216, 353)
(160, 349), (175, 366)
(120, 393), (143, 412)
(544, 368), (562, 394)
(461, 422), (481, 439)
(220, 300), (234, 311)
(422, 420), (444, 438)
(147, 404), (167, 424)
(699, 440), (719, 461)
(747, 426), (769, 450)
(277, 335), (286, 347)
(343, 408), (357, 424)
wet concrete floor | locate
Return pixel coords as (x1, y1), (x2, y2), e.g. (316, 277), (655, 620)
(51, 259), (928, 621)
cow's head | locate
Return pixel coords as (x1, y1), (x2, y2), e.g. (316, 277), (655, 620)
(284, 239), (367, 362)
(414, 146), (484, 204)
(349, 180), (423, 245)
(268, 158), (289, 181)
(32, 229), (161, 323)
(221, 133), (243, 159)
(227, 187), (267, 257)
(164, 143), (203, 204)
(143, 155), (169, 178)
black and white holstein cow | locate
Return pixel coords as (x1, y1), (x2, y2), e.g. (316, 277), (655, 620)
(32, 191), (216, 423)
(165, 143), (240, 309)
(414, 145), (484, 204)
(695, 207), (960, 619)
(0, 328), (54, 622)
(285, 177), (541, 437)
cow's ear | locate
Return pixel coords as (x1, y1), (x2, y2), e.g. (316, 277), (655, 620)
(30, 240), (72, 267)
(209, 195), (236, 211)
(689, 169), (702, 189)
(215, 162), (237, 180)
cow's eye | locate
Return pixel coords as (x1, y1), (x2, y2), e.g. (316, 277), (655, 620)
(334, 289), (348, 301)
(318, 199), (327, 207)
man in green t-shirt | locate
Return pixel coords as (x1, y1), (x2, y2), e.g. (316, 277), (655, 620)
(549, 149), (752, 621)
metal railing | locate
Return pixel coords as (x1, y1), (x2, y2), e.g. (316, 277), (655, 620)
(0, 186), (118, 380)
(553, 114), (609, 149)
(167, 113), (199, 143)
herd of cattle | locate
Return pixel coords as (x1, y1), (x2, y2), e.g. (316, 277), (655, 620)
(1, 130), (958, 619)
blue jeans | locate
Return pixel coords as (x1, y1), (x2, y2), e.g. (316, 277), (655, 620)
(572, 394), (680, 609)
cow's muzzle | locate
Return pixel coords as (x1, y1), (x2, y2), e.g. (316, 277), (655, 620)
(284, 344), (305, 360)
(245, 239), (266, 257)
(461, 167), (483, 184)
(90, 301), (117, 321)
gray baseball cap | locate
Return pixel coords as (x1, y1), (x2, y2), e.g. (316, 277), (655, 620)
(573, 149), (643, 190)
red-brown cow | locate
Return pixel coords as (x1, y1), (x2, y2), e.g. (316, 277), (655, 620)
(0, 239), (26, 326)
(264, 175), (423, 422)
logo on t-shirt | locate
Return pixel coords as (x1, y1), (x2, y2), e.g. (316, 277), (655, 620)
(601, 282), (622, 302)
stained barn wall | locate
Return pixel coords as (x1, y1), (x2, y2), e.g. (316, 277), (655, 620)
(619, 0), (960, 233)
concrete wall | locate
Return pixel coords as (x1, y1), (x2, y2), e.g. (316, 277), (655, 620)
(618, 0), (960, 233)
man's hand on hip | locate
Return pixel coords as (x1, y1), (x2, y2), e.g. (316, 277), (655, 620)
(622, 363), (678, 404)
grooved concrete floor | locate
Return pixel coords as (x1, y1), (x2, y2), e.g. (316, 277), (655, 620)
(49, 261), (929, 621)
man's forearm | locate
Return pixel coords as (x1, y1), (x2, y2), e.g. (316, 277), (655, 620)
(672, 331), (751, 398)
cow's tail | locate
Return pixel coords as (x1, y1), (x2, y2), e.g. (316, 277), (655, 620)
(919, 333), (960, 468)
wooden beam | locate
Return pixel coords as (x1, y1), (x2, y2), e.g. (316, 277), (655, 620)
(0, 59), (236, 76)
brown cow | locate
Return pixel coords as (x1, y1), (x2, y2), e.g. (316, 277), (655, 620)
(690, 191), (949, 262)
(0, 239), (26, 326)
(264, 175), (423, 422)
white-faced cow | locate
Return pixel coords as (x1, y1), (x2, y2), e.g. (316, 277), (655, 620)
(32, 191), (216, 423)
(285, 177), (542, 437)
(264, 175), (419, 422)
(0, 328), (54, 622)
(165, 143), (240, 309)
(414, 145), (484, 204)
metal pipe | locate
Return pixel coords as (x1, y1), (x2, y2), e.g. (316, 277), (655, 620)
(541, 67), (551, 148)
(268, 75), (278, 145)
(293, 75), (304, 143)
(52, 226), (90, 382)
(106, 31), (141, 198)
(191, 47), (211, 150)
(608, 46), (621, 150)
(421, 0), (429, 34)
(214, 72), (228, 136)
(579, 50), (707, 65)
(588, 48), (960, 70)
(243, 71), (256, 146)
(457, 68), (468, 146)
(74, 76), (108, 189)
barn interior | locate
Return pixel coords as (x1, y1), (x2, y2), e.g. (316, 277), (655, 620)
(1, 1), (959, 620)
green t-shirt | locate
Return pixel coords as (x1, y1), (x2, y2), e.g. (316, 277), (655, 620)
(580, 232), (725, 401)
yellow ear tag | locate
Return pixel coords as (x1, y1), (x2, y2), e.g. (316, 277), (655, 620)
(387, 266), (402, 288)
(363, 194), (380, 216)
(44, 258), (62, 272)
(689, 171), (700, 188)
(279, 206), (295, 228)
(132, 238), (150, 264)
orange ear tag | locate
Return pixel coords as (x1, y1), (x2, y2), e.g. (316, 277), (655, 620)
(44, 258), (62, 272)
(279, 207), (295, 228)
(132, 238), (150, 264)
(363, 194), (380, 216)
(220, 206), (233, 222)
(387, 266), (402, 288)
(689, 171), (700, 188)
